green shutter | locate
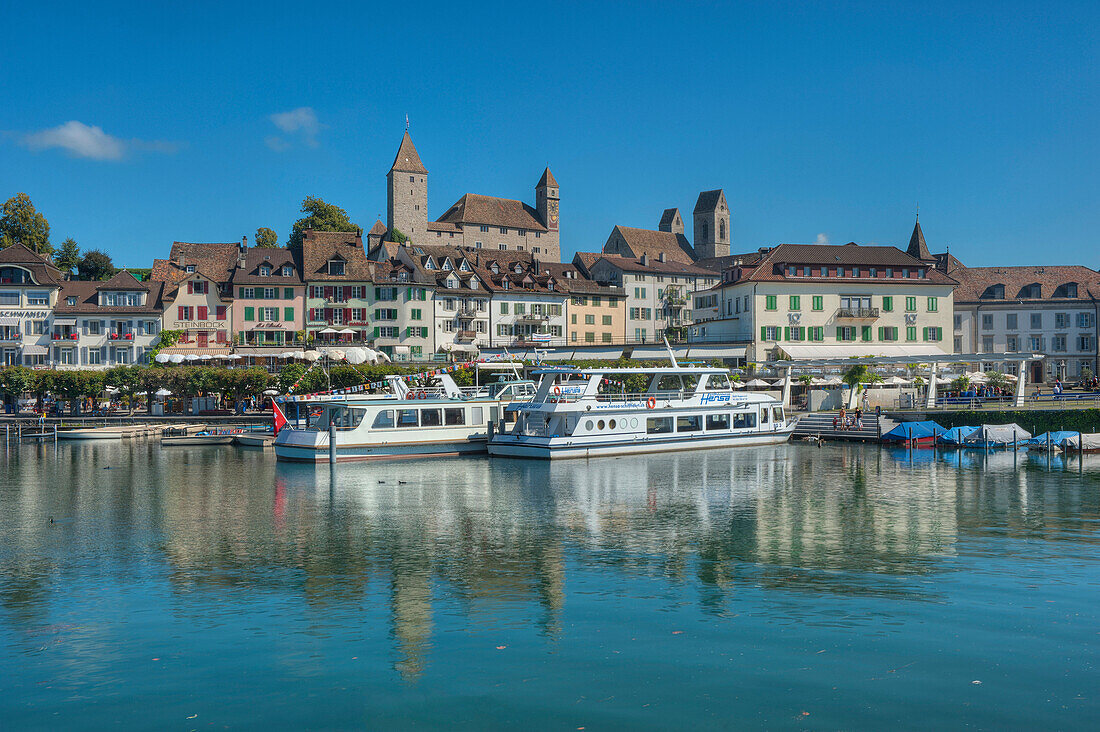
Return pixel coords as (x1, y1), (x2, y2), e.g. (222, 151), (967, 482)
(283, 287), (292, 299)
(878, 326), (884, 340)
(373, 326), (379, 338)
(761, 326), (767, 341)
(837, 326), (843, 341)
(784, 326), (790, 340)
(862, 326), (871, 341)
(798, 327), (805, 340)
(244, 306), (254, 322)
(882, 296), (892, 312)
(284, 307), (293, 321)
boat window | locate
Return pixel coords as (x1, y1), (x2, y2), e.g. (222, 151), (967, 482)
(327, 407), (366, 430)
(373, 410), (395, 429)
(760, 408), (770, 425)
(472, 406), (484, 424)
(421, 409), (443, 427)
(397, 409), (419, 427)
(597, 419), (605, 430)
(772, 407), (784, 423)
(585, 420), (594, 431)
(676, 415), (702, 432)
(646, 416), (673, 434)
(733, 411), (757, 429)
(706, 414), (730, 431)
(445, 408), (465, 426)
(608, 419), (616, 429)
(706, 374), (732, 390)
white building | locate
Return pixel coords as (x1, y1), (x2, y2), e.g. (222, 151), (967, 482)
(0, 243), (64, 366)
(54, 272), (164, 367)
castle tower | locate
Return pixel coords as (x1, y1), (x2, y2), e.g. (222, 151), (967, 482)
(387, 130), (429, 243)
(906, 216), (933, 261)
(536, 167), (560, 260)
(692, 189), (730, 259)
(658, 208), (684, 235)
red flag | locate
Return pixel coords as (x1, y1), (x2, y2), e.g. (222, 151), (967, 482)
(272, 399), (288, 435)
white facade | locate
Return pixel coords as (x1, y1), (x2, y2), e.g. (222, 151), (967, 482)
(954, 305), (1097, 382)
(490, 289), (566, 348)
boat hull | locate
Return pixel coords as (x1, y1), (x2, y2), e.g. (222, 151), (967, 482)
(56, 430), (125, 441)
(488, 427), (794, 460)
(161, 436), (236, 446)
(274, 437), (487, 462)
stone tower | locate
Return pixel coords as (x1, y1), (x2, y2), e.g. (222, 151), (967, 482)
(387, 130), (429, 244)
(906, 217), (933, 261)
(659, 208), (684, 235)
(536, 167), (560, 259)
(692, 189), (730, 259)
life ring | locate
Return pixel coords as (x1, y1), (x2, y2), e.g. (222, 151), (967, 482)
(646, 397), (656, 409)
(417, 391), (428, 399)
(553, 385), (562, 396)
(406, 393), (417, 400)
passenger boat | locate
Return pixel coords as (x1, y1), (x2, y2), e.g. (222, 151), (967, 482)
(487, 364), (797, 460)
(272, 378), (536, 462)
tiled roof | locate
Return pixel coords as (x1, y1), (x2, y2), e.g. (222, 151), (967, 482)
(434, 193), (547, 231)
(368, 220), (388, 236)
(390, 131), (428, 175)
(592, 253), (719, 277)
(231, 247), (303, 285)
(0, 242), (64, 285)
(907, 220), (932, 260)
(164, 241), (239, 280)
(724, 242), (957, 285)
(55, 280), (164, 314)
(537, 167), (558, 188)
(300, 230), (375, 281)
(659, 208), (681, 229)
(98, 270), (148, 290)
(426, 220), (462, 233)
(606, 225), (696, 264)
(571, 251), (604, 276)
(539, 262), (624, 297)
(693, 189), (724, 214)
(694, 250), (768, 273)
(951, 265), (1100, 303)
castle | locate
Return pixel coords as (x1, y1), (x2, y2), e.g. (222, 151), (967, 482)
(383, 131), (561, 261)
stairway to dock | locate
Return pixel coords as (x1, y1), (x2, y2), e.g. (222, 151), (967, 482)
(792, 411), (894, 443)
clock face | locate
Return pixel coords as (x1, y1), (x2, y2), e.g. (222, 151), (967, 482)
(548, 200), (559, 227)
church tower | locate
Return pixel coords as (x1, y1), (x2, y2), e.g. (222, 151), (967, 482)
(387, 130), (429, 243)
(906, 216), (933, 261)
(536, 167), (560, 260)
(659, 208), (684, 235)
(693, 189), (730, 259)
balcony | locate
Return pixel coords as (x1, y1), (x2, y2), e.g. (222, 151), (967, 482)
(664, 294), (687, 306)
(456, 307), (478, 319)
(51, 332), (80, 341)
(108, 332), (136, 342)
(0, 331), (21, 342)
(516, 312), (549, 322)
(836, 307), (880, 320)
(455, 330), (476, 341)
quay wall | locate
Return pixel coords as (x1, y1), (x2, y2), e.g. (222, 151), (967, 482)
(887, 409), (1100, 434)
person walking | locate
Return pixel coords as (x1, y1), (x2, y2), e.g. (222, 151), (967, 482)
(839, 407), (847, 431)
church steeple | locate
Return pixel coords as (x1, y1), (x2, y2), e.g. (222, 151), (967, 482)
(907, 217), (931, 261)
(387, 129), (428, 242)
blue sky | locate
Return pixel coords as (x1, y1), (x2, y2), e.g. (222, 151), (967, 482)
(2, 1), (1097, 268)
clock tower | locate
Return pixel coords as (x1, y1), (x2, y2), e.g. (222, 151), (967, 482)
(536, 167), (559, 233)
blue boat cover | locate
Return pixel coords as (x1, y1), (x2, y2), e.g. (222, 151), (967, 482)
(882, 420), (947, 441)
(1024, 431), (1078, 446)
(939, 426), (980, 444)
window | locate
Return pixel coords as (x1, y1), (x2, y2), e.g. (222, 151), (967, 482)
(87, 349), (102, 365)
(982, 314), (994, 330)
(927, 297), (938, 312)
(410, 308), (421, 320)
(28, 291), (48, 305)
(879, 326), (899, 341)
(923, 326), (943, 341)
(954, 336), (963, 352)
(812, 296), (823, 311)
(762, 326), (780, 341)
(1007, 335), (1019, 351)
(87, 320), (102, 335)
(584, 314), (595, 325)
(983, 336), (994, 353)
(1004, 313), (1016, 330)
(861, 325), (872, 342)
(602, 315), (612, 326)
(789, 295), (800, 310)
(676, 415), (702, 432)
(836, 326), (856, 342)
(396, 409), (419, 427)
(706, 414), (730, 431)
(264, 307), (278, 321)
(646, 416), (673, 434)
(0, 292), (18, 305)
(420, 409), (442, 427)
(1030, 313), (1042, 329)
(1080, 335), (1094, 351)
(905, 296), (916, 312)
(733, 411), (757, 429)
(1078, 312), (1094, 328)
(444, 408), (465, 426)
(1055, 312), (1070, 328)
(327, 259), (345, 276)
(765, 295), (776, 310)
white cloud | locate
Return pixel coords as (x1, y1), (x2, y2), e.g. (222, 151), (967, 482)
(267, 107), (322, 150)
(21, 120), (177, 161)
(814, 233), (829, 245)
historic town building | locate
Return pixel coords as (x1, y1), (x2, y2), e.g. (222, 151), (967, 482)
(230, 247), (305, 348)
(385, 130), (561, 260)
(691, 241), (957, 364)
(600, 190), (731, 266)
(152, 241), (239, 354)
(0, 243), (65, 366)
(54, 271), (164, 367)
(479, 257), (568, 349)
(951, 264), (1099, 383)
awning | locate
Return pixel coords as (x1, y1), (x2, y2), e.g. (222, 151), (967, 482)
(51, 317), (77, 326)
(688, 345), (746, 359)
(630, 345), (689, 359)
(21, 345), (48, 355)
(157, 346), (232, 356)
(777, 344), (947, 360)
(393, 345), (410, 355)
(0, 317), (20, 326)
(233, 347), (286, 357)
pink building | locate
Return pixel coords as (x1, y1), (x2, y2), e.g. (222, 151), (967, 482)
(230, 247), (305, 347)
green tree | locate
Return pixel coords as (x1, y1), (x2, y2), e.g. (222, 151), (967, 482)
(0, 366), (36, 412)
(288, 196), (358, 251)
(140, 367), (171, 415)
(951, 375), (972, 393)
(105, 365), (142, 414)
(389, 227), (408, 244)
(985, 371), (1010, 392)
(0, 193), (51, 254)
(55, 237), (81, 273)
(255, 227), (278, 248)
(77, 249), (116, 280)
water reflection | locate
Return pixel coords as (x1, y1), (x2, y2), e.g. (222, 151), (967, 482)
(1, 441), (1098, 682)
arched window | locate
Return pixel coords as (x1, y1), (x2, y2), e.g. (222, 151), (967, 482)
(719, 220), (726, 241)
(700, 222), (708, 241)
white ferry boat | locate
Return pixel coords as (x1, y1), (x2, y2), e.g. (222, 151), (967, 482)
(273, 376), (536, 462)
(487, 365), (796, 459)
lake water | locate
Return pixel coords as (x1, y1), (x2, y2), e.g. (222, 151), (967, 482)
(1, 440), (1099, 729)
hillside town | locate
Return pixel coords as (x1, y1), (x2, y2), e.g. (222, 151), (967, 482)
(1, 130), (1097, 385)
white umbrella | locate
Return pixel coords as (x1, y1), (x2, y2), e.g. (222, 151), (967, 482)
(105, 386), (119, 394)
(293, 350), (307, 360)
(810, 377), (829, 385)
(155, 388), (172, 397)
(169, 354), (185, 364)
(279, 351), (294, 359)
(154, 353), (170, 363)
(262, 389), (279, 396)
(345, 347), (367, 365)
(328, 349), (346, 360)
(199, 354), (213, 361)
(184, 354), (200, 362)
(824, 377), (844, 386)
(319, 327), (339, 334)
(967, 371), (989, 382)
(227, 354), (242, 361)
(212, 353), (229, 360)
(303, 350), (321, 362)
(744, 379), (771, 388)
(884, 376), (911, 385)
(338, 328), (356, 335)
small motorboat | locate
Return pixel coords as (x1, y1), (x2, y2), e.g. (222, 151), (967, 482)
(161, 430), (237, 446)
(881, 420), (946, 447)
(235, 432), (275, 447)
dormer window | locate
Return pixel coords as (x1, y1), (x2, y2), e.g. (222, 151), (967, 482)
(442, 260), (452, 271)
(259, 266), (271, 277)
(424, 257), (435, 270)
(490, 263), (499, 274)
(398, 271), (408, 281)
(1019, 282), (1042, 298)
(327, 259), (345, 276)
(185, 265), (196, 273)
(981, 284), (1006, 300)
(1053, 283), (1078, 298)
(66, 296), (76, 306)
(502, 280), (510, 290)
(459, 260), (470, 271)
(514, 264), (523, 274)
(281, 266), (292, 277)
(469, 276), (479, 287)
(447, 278), (457, 288)
(548, 281), (555, 291)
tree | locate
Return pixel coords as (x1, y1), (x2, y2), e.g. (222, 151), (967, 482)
(55, 237), (81, 273)
(0, 193), (51, 254)
(105, 365), (142, 414)
(288, 196), (358, 251)
(255, 227), (278, 248)
(77, 249), (116, 280)
(0, 366), (36, 412)
(985, 370), (1010, 392)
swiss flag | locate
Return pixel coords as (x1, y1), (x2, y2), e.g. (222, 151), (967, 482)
(272, 399), (288, 435)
